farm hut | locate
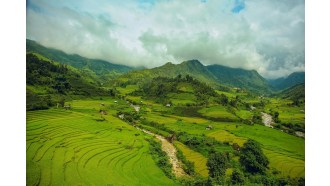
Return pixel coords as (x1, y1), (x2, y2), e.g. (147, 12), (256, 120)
(99, 110), (107, 115)
(166, 134), (176, 143)
(166, 103), (171, 107)
(64, 105), (71, 110)
(119, 114), (125, 120)
(205, 125), (213, 130)
(232, 143), (240, 151)
(100, 103), (105, 106)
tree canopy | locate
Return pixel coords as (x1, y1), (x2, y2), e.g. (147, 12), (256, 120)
(239, 139), (269, 174)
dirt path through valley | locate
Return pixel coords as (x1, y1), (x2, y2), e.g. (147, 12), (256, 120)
(136, 127), (186, 177)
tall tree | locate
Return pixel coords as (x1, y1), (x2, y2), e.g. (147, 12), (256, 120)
(239, 139), (269, 174)
(207, 152), (229, 184)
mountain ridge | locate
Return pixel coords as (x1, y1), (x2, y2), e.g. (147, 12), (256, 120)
(268, 72), (305, 91)
(115, 59), (271, 93)
(26, 39), (134, 78)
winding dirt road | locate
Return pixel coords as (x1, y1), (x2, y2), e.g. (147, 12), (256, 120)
(137, 127), (186, 177)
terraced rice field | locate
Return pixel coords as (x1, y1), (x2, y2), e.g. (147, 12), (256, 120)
(198, 106), (238, 121)
(26, 109), (177, 185)
(116, 85), (139, 95)
(207, 130), (247, 146)
(175, 142), (208, 177)
(208, 123), (305, 178)
(167, 93), (196, 105)
(264, 149), (305, 178)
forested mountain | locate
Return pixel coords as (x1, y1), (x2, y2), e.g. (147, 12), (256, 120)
(206, 64), (270, 92)
(277, 83), (305, 105)
(26, 53), (109, 110)
(28, 39), (310, 94)
(26, 39), (134, 78)
(268, 72), (305, 91)
(116, 60), (270, 93)
(115, 60), (218, 86)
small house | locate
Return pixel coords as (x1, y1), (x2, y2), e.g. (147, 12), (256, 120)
(63, 105), (71, 110)
(232, 143), (240, 151)
(119, 114), (125, 120)
(99, 110), (107, 115)
(205, 125), (213, 130)
(166, 103), (171, 107)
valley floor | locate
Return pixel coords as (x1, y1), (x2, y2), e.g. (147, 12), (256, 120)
(27, 97), (305, 185)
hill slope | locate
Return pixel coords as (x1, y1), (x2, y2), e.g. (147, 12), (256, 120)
(268, 72), (305, 90)
(116, 60), (270, 92)
(206, 64), (270, 92)
(26, 39), (133, 78)
(115, 60), (218, 86)
(278, 83), (305, 101)
(26, 53), (109, 110)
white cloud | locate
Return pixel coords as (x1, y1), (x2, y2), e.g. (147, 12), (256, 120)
(27, 0), (304, 78)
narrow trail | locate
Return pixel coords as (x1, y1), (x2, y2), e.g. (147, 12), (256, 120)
(136, 127), (186, 177)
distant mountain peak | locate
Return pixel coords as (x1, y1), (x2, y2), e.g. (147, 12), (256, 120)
(164, 62), (174, 66)
(268, 71), (305, 91)
(182, 59), (203, 66)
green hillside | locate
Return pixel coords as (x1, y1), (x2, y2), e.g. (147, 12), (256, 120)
(278, 83), (305, 100)
(115, 60), (218, 87)
(27, 107), (177, 186)
(115, 60), (270, 93)
(268, 72), (305, 91)
(26, 43), (304, 186)
(206, 64), (270, 93)
(26, 39), (134, 78)
(26, 53), (109, 110)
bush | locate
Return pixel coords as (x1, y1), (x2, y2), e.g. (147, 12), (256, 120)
(231, 169), (245, 185)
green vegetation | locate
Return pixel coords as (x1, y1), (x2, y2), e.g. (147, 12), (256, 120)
(268, 72), (305, 91)
(175, 142), (208, 177)
(27, 42), (305, 185)
(207, 152), (230, 185)
(26, 108), (177, 185)
(148, 138), (175, 179)
(27, 39), (133, 78)
(26, 53), (109, 110)
(239, 140), (269, 174)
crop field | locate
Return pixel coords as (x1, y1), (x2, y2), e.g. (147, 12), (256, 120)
(27, 92), (305, 185)
(167, 93), (196, 105)
(207, 122), (305, 177)
(198, 106), (238, 121)
(116, 85), (139, 95)
(207, 130), (247, 146)
(175, 142), (208, 177)
(26, 108), (177, 186)
(215, 90), (236, 98)
(264, 149), (305, 178)
(264, 98), (305, 124)
(234, 109), (253, 120)
(177, 82), (194, 93)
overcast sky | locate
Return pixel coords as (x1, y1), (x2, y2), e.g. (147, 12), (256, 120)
(27, 0), (304, 79)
